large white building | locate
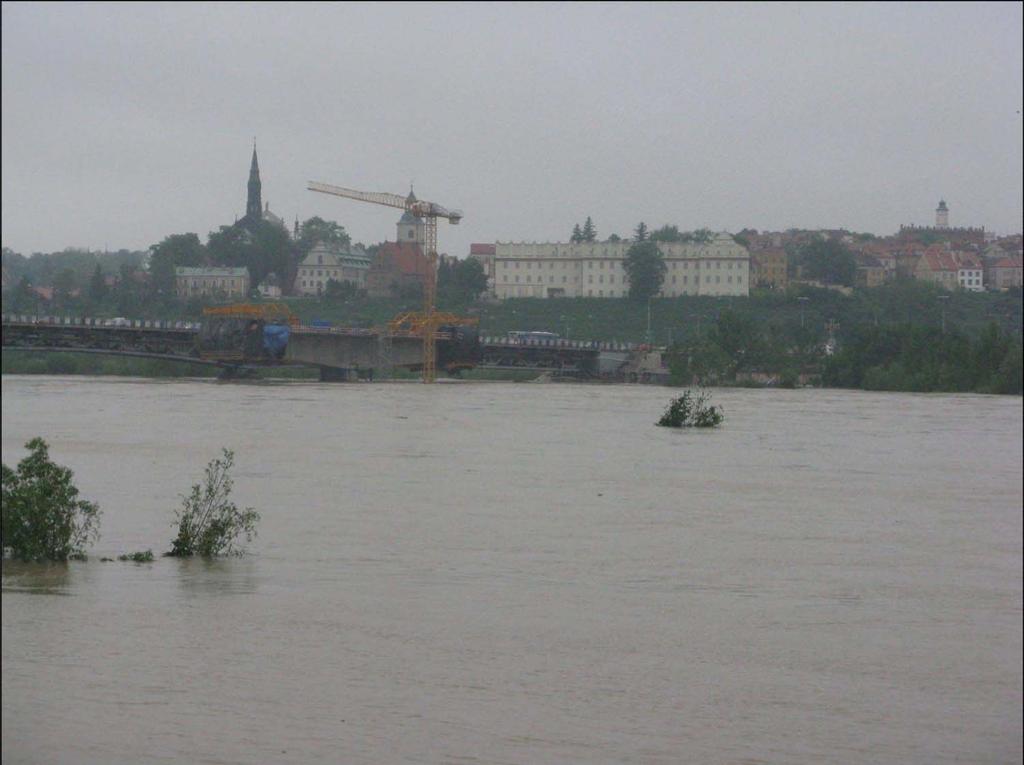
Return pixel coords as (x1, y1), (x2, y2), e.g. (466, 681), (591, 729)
(490, 233), (750, 299)
(175, 267), (250, 299)
(295, 241), (371, 295)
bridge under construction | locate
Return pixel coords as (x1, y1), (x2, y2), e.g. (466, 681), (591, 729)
(2, 313), (639, 380)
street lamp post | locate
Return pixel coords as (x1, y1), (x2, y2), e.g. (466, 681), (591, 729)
(937, 294), (949, 333)
(646, 297), (653, 345)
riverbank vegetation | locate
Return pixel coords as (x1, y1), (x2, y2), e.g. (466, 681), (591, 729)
(1, 438), (101, 561)
(822, 322), (1022, 394)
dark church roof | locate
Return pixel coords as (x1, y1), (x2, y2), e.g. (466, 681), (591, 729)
(245, 145), (263, 222)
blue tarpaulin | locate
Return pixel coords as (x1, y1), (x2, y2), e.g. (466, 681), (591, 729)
(263, 324), (290, 357)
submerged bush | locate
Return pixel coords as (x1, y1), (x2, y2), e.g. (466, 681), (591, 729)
(1, 438), (102, 561)
(118, 550), (155, 562)
(168, 449), (259, 557)
(657, 389), (724, 428)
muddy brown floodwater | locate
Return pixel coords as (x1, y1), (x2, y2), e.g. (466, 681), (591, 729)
(2, 376), (1022, 764)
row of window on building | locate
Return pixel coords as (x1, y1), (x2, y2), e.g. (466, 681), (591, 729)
(499, 258), (743, 271)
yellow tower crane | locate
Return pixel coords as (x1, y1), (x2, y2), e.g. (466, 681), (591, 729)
(307, 180), (466, 382)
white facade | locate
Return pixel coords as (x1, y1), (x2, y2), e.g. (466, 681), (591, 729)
(492, 233), (750, 299)
(957, 265), (983, 292)
(295, 241), (371, 295)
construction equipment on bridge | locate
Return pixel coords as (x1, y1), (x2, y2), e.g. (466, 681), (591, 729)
(199, 303), (297, 362)
(308, 180), (464, 383)
(387, 311), (477, 336)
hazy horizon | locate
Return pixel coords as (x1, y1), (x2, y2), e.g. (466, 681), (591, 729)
(2, 1), (1022, 257)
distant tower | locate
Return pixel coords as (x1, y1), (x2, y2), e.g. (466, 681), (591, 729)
(246, 144), (263, 221)
(396, 186), (425, 245)
(936, 199), (949, 229)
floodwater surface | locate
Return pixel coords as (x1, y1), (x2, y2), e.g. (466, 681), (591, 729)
(2, 376), (1021, 764)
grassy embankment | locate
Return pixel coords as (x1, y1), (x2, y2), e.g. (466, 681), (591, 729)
(281, 283), (1023, 345)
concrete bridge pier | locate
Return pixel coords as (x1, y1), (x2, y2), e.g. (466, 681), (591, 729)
(286, 331), (424, 378)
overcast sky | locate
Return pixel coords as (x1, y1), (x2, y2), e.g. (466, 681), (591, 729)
(2, 1), (1022, 257)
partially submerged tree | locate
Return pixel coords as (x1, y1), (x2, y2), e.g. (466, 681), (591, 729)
(169, 449), (259, 557)
(657, 389), (724, 428)
(1, 438), (101, 561)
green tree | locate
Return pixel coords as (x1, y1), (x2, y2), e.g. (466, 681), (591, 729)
(994, 341), (1023, 394)
(88, 264), (109, 303)
(169, 449), (259, 557)
(324, 278), (359, 301)
(148, 233), (207, 296)
(650, 225), (682, 242)
(710, 309), (769, 374)
(797, 238), (857, 286)
(607, 234), (622, 243)
(634, 221), (649, 242)
(8, 275), (38, 313)
(52, 268), (77, 305)
(570, 223), (583, 243)
(297, 217), (350, 256)
(667, 336), (732, 386)
(111, 263), (147, 315)
(1, 437), (101, 561)
(582, 216), (597, 242)
(438, 257), (489, 306)
(2, 247), (28, 284)
(208, 220), (292, 291)
(623, 239), (665, 301)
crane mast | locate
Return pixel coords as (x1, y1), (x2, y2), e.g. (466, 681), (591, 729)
(308, 180), (465, 383)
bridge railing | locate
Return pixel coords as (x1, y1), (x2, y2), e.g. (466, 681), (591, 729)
(2, 314), (202, 330)
(481, 336), (637, 351)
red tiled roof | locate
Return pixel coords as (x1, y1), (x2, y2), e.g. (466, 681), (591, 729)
(919, 251), (958, 272)
(470, 243), (496, 256)
(373, 242), (429, 277)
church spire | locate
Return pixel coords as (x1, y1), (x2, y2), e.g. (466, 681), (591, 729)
(246, 142), (262, 221)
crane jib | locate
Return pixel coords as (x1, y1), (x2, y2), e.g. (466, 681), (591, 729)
(305, 177), (465, 383)
(308, 181), (461, 222)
